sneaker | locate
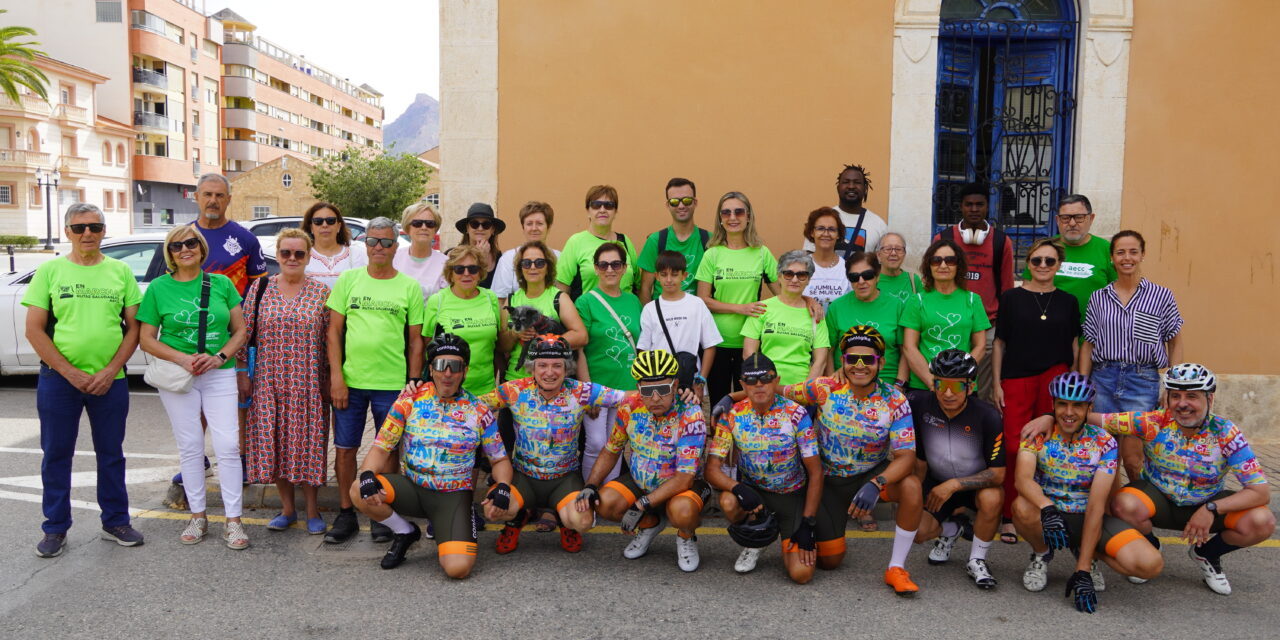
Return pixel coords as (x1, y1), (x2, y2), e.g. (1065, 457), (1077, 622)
(675, 535), (700, 572)
(35, 533), (66, 558)
(496, 524), (522, 554)
(380, 523), (422, 570)
(929, 520), (965, 565)
(180, 517), (208, 545)
(1127, 575), (1149, 585)
(884, 566), (919, 596)
(623, 515), (666, 560)
(306, 517), (326, 535)
(172, 456), (212, 484)
(324, 510), (358, 544)
(560, 526), (583, 553)
(266, 513), (298, 532)
(1022, 552), (1049, 592)
(425, 520), (435, 540)
(966, 557), (998, 589)
(223, 521), (250, 550)
(1090, 560), (1106, 592)
(1188, 545), (1231, 595)
(370, 520), (393, 544)
(100, 525), (145, 547)
(734, 547), (762, 573)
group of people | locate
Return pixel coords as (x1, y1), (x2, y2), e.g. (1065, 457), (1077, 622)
(25, 168), (1272, 612)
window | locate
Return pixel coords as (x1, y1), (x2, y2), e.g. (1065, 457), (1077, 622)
(281, 173), (292, 188)
(96, 1), (123, 22)
(0, 185), (11, 205)
(59, 84), (73, 106)
(142, 208), (153, 225)
(117, 143), (126, 166)
(30, 185), (42, 207)
(101, 242), (160, 282)
(161, 209), (174, 225)
(117, 190), (126, 210)
(425, 193), (440, 206)
(104, 190), (114, 210)
(252, 205), (271, 219)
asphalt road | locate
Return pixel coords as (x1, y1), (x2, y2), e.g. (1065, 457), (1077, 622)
(1, 379), (1278, 639)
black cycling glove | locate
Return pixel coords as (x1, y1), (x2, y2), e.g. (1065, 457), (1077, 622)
(852, 481), (881, 512)
(1040, 505), (1071, 551)
(488, 482), (512, 511)
(358, 470), (380, 500)
(792, 517), (817, 552)
(711, 395), (735, 423)
(1065, 570), (1097, 614)
(576, 484), (601, 509)
(731, 483), (762, 512)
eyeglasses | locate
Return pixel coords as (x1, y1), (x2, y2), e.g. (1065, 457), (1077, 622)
(409, 219), (438, 229)
(719, 208), (747, 218)
(595, 260), (626, 272)
(933, 379), (972, 394)
(741, 372), (777, 386)
(929, 255), (959, 266)
(430, 358), (465, 373)
(1057, 213), (1090, 224)
(278, 249), (308, 261)
(1029, 256), (1059, 267)
(843, 353), (883, 367)
(638, 382), (675, 397)
(69, 222), (105, 234)
(667, 197), (695, 207)
(846, 268), (878, 283)
(879, 246), (905, 254)
(311, 216), (339, 227)
(168, 237), (201, 253)
(468, 219), (494, 230)
(519, 258), (549, 269)
(813, 226), (839, 235)
(451, 264), (482, 275)
(364, 237), (396, 248)
(588, 200), (618, 210)
(780, 270), (811, 280)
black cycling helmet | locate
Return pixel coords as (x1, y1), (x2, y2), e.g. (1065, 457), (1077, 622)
(727, 509), (779, 549)
(427, 333), (470, 363)
(929, 348), (978, 380)
(840, 325), (886, 356)
(526, 333), (572, 361)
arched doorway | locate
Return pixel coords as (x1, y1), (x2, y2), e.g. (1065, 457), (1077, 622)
(932, 0), (1078, 263)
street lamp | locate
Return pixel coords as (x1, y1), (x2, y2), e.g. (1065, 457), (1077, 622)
(35, 168), (60, 251)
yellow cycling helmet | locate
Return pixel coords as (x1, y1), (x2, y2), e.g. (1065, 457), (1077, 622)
(839, 325), (886, 356)
(631, 349), (680, 382)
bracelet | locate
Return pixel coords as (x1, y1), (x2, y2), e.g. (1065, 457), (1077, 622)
(235, 367), (249, 373)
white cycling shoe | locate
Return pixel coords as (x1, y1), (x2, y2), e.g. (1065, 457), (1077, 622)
(734, 547), (762, 573)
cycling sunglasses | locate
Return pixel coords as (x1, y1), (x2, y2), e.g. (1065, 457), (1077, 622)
(311, 216), (340, 226)
(638, 382), (675, 398)
(843, 353), (883, 367)
(519, 258), (549, 269)
(69, 223), (105, 234)
(168, 237), (202, 253)
(667, 197), (695, 207)
(933, 379), (973, 394)
(430, 358), (465, 373)
(364, 237), (396, 248)
(741, 372), (777, 386)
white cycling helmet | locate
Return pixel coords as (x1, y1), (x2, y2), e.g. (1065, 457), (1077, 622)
(1163, 363), (1216, 393)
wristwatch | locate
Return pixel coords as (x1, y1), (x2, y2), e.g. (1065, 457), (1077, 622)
(873, 475), (888, 489)
(215, 352), (228, 362)
(637, 495), (652, 511)
(1205, 501), (1218, 514)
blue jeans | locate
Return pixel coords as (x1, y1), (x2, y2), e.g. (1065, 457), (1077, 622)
(37, 365), (131, 534)
(1090, 361), (1161, 414)
(333, 388), (399, 449)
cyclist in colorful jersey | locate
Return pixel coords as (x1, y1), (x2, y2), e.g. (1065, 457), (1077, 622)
(574, 350), (709, 571)
(1012, 372), (1163, 613)
(1022, 363), (1274, 595)
(706, 353), (823, 583)
(350, 334), (513, 578)
(907, 349), (1006, 589)
(478, 334), (628, 555)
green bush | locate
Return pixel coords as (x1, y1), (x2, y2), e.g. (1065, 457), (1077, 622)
(0, 235), (39, 247)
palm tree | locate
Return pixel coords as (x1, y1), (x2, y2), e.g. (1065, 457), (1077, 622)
(0, 10), (49, 103)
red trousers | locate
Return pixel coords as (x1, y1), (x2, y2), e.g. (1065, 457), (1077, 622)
(1000, 363), (1069, 518)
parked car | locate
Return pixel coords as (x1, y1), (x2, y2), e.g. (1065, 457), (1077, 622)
(241, 215), (411, 248)
(0, 233), (282, 375)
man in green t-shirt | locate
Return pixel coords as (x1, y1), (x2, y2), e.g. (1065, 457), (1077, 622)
(1021, 195), (1116, 323)
(637, 177), (709, 303)
(23, 203), (145, 557)
(325, 218), (426, 545)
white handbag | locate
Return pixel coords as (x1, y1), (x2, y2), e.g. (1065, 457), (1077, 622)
(145, 274), (210, 394)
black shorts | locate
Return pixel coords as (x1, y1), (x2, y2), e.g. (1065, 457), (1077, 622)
(1060, 511), (1145, 558)
(743, 483), (807, 554)
(605, 473), (712, 513)
(923, 476), (983, 523)
(1120, 479), (1235, 532)
(379, 474), (477, 557)
(815, 460), (891, 557)
(511, 470), (584, 513)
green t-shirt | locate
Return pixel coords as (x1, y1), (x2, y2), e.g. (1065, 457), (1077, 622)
(825, 291), (905, 384)
(899, 288), (992, 389)
(137, 272), (242, 369)
(424, 286), (501, 395)
(326, 269), (426, 391)
(877, 271), (924, 306)
(637, 225), (708, 294)
(741, 297), (830, 385)
(556, 230), (640, 295)
(504, 287), (561, 381)
(21, 257), (143, 378)
(575, 288), (642, 391)
(1021, 234), (1116, 323)
(694, 245), (778, 349)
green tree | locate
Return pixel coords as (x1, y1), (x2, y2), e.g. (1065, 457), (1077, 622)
(0, 10), (49, 103)
(309, 147), (430, 222)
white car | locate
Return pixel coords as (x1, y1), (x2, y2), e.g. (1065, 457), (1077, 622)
(0, 233), (282, 375)
(241, 215), (411, 247)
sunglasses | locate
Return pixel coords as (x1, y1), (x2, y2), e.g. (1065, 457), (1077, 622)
(741, 372), (777, 386)
(519, 258), (549, 269)
(468, 219), (494, 230)
(278, 249), (308, 261)
(929, 255), (959, 266)
(1029, 256), (1059, 267)
(595, 260), (625, 272)
(69, 222), (105, 234)
(720, 208), (747, 218)
(451, 264), (482, 275)
(846, 268), (878, 283)
(409, 219), (438, 229)
(667, 197), (695, 207)
(843, 353), (883, 367)
(430, 358), (465, 373)
(780, 270), (811, 280)
(311, 216), (340, 227)
(364, 237), (396, 248)
(168, 237), (201, 253)
(933, 379), (973, 394)
(588, 200), (618, 210)
(638, 382), (675, 397)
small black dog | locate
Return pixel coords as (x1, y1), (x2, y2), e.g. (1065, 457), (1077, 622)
(507, 305), (567, 369)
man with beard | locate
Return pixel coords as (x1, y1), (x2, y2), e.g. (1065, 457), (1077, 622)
(804, 164), (888, 256)
(1022, 194), (1115, 325)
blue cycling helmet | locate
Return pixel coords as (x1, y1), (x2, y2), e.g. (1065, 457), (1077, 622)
(1048, 371), (1095, 402)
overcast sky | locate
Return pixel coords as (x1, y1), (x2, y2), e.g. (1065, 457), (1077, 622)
(212, 0), (440, 120)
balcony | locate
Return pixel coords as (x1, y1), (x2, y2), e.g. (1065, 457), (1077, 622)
(223, 108), (256, 130)
(222, 139), (258, 162)
(0, 149), (51, 169)
(58, 156), (89, 174)
(54, 104), (89, 125)
(132, 67), (168, 90)
(0, 93), (51, 117)
(134, 111), (170, 132)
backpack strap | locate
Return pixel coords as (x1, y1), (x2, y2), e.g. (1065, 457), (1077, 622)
(698, 228), (710, 248)
(196, 273), (211, 354)
(658, 227), (670, 254)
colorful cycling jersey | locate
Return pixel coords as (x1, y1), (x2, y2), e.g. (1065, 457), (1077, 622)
(709, 396), (818, 493)
(607, 395), (707, 493)
(1021, 424), (1117, 513)
(909, 393), (1005, 483)
(780, 378), (914, 477)
(480, 378), (627, 479)
(191, 221), (266, 296)
(374, 383), (505, 491)
(1101, 410), (1267, 506)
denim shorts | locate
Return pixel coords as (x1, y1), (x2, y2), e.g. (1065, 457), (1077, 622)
(1090, 362), (1160, 414)
(333, 388), (400, 449)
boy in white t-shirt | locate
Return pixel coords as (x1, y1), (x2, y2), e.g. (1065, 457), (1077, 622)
(637, 251), (723, 397)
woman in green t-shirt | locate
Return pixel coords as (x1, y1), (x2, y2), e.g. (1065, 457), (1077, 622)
(138, 224), (249, 549)
(900, 238), (991, 391)
(695, 191), (779, 403)
(875, 231), (924, 305)
(742, 250), (830, 385)
(424, 245), (501, 396)
(824, 251), (908, 386)
(499, 241), (587, 382)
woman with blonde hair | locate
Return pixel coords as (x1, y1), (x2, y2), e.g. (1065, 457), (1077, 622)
(424, 245), (502, 395)
(396, 202), (447, 302)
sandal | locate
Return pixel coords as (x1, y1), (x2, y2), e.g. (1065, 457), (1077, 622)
(858, 515), (879, 532)
(224, 521), (250, 550)
(532, 510), (558, 533)
(999, 521), (1018, 545)
(180, 517), (208, 545)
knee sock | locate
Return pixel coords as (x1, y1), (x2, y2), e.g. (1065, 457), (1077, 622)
(969, 537), (993, 562)
(941, 520), (960, 538)
(377, 512), (414, 535)
(1196, 533), (1241, 563)
(889, 526), (916, 569)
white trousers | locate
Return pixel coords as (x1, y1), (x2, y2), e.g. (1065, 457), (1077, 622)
(581, 406), (622, 484)
(158, 368), (243, 517)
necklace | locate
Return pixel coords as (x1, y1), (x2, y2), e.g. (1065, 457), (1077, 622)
(1031, 290), (1052, 321)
